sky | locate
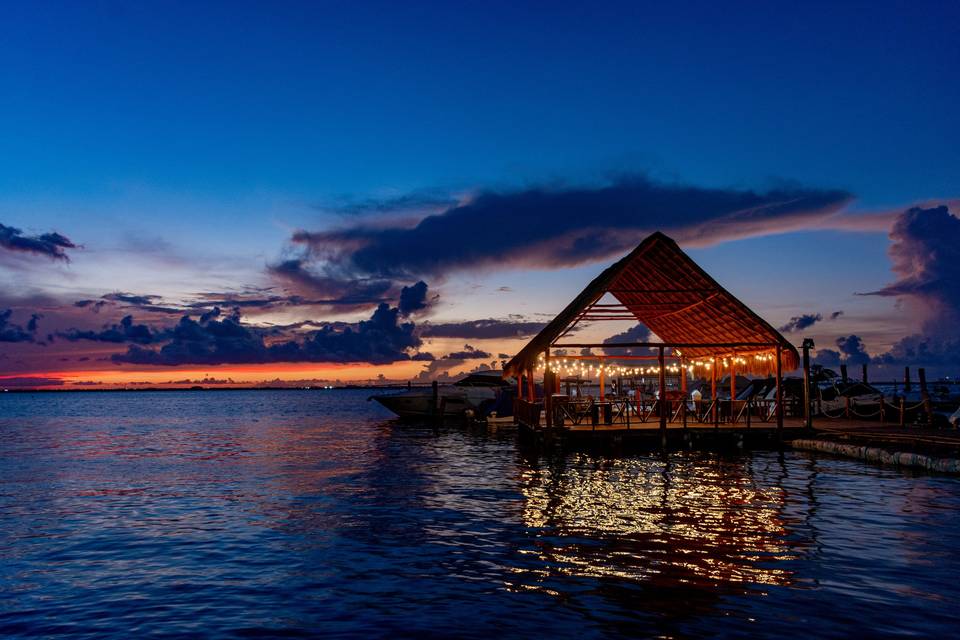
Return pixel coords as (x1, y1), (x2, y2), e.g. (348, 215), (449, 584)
(1, 1), (959, 388)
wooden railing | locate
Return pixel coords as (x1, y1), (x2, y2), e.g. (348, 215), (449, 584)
(515, 399), (543, 428)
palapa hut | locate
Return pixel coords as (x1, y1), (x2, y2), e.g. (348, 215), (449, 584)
(504, 231), (799, 432)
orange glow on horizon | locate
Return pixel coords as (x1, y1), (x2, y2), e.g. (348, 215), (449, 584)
(2, 360), (433, 388)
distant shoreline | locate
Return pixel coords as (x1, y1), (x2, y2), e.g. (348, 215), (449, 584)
(0, 385), (429, 393)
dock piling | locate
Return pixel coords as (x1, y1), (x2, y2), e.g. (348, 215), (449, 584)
(919, 367), (932, 426)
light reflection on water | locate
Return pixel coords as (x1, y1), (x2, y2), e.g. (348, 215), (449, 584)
(1, 390), (959, 638)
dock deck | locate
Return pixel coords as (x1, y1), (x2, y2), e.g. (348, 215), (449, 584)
(516, 411), (960, 454)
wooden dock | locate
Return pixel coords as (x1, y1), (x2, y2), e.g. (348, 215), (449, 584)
(516, 411), (960, 455)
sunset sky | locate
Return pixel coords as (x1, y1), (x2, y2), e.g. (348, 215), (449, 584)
(2, 2), (959, 388)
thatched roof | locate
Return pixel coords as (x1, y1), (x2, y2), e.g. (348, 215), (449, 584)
(504, 232), (799, 377)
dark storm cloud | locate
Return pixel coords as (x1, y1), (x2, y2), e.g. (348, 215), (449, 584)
(289, 176), (853, 281)
(0, 309), (37, 343)
(830, 310), (844, 320)
(863, 205), (960, 364)
(420, 318), (547, 340)
(0, 223), (77, 261)
(113, 303), (428, 366)
(59, 315), (164, 344)
(778, 313), (823, 333)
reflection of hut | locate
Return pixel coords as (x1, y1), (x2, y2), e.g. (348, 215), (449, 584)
(511, 454), (798, 626)
(504, 232), (799, 433)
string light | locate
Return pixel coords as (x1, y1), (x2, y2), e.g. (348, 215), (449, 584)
(532, 349), (779, 378)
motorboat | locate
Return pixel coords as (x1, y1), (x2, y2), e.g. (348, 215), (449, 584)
(371, 370), (514, 420)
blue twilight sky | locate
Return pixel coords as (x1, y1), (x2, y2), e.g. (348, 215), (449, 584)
(0, 1), (958, 382)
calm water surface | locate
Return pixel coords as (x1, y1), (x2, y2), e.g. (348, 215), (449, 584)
(1, 390), (959, 638)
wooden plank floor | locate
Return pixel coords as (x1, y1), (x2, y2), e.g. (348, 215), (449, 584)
(534, 416), (807, 433)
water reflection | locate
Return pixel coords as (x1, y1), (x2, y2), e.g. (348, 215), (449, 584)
(505, 448), (811, 632)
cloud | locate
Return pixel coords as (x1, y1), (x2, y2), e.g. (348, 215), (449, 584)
(102, 292), (161, 306)
(398, 281), (431, 316)
(413, 344), (494, 380)
(98, 292), (184, 314)
(830, 310), (844, 320)
(0, 223), (77, 261)
(170, 377), (236, 385)
(420, 318), (547, 339)
(812, 348), (841, 367)
(75, 299), (108, 313)
(266, 258), (395, 310)
(113, 303), (429, 366)
(0, 309), (38, 343)
(288, 176), (853, 284)
(0, 376), (65, 388)
(59, 315), (163, 344)
(602, 323), (652, 356)
(320, 188), (460, 217)
(779, 313), (823, 333)
(835, 335), (871, 365)
(863, 205), (960, 364)
(442, 344), (492, 360)
(813, 335), (871, 367)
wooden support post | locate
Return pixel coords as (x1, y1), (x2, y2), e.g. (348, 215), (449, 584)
(711, 359), (718, 430)
(544, 351), (552, 428)
(730, 362), (737, 423)
(844, 395), (851, 419)
(840, 364), (848, 384)
(862, 363), (869, 384)
(598, 356), (605, 401)
(516, 376), (523, 402)
(680, 358), (688, 430)
(658, 346), (667, 447)
(904, 366), (911, 393)
(802, 339), (813, 430)
(526, 367), (534, 404)
(899, 395), (906, 428)
(775, 345), (784, 435)
(879, 395), (886, 423)
(919, 367), (931, 426)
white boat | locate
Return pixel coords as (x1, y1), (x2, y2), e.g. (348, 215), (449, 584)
(371, 371), (514, 420)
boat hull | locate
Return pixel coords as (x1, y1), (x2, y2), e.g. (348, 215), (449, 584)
(372, 392), (474, 419)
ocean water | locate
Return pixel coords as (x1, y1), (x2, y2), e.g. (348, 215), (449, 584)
(1, 389), (959, 639)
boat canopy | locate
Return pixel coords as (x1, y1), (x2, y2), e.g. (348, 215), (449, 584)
(454, 370), (513, 387)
